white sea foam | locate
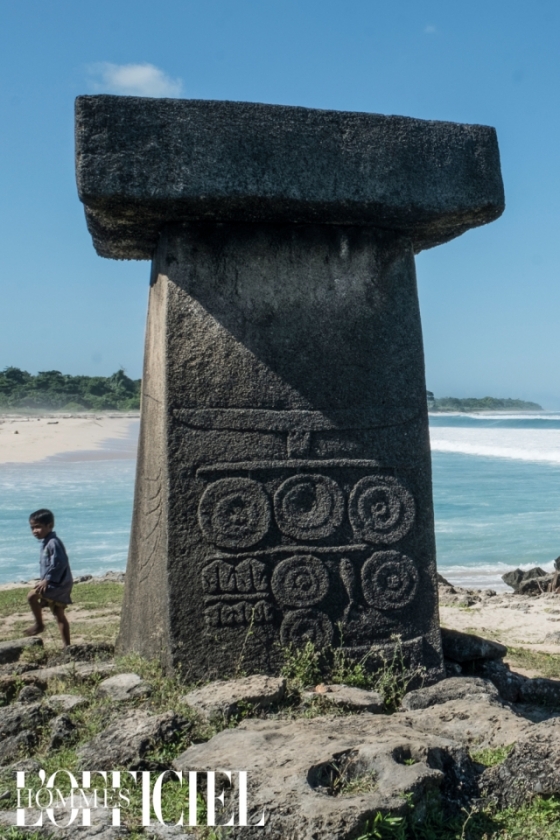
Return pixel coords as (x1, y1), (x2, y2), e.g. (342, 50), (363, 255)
(430, 426), (560, 465)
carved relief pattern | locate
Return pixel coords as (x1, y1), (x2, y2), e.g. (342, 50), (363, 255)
(274, 474), (344, 540)
(361, 550), (419, 610)
(349, 476), (415, 545)
(198, 467), (419, 640)
(198, 477), (271, 549)
(271, 554), (329, 607)
(280, 608), (334, 648)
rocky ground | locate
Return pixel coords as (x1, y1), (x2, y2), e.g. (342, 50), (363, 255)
(1, 576), (560, 839)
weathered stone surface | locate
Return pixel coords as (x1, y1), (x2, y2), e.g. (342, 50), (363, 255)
(502, 566), (547, 592)
(0, 731), (35, 766)
(49, 642), (115, 665)
(17, 683), (45, 703)
(0, 806), (128, 839)
(77, 97), (504, 684)
(174, 714), (477, 839)
(441, 628), (507, 663)
(0, 636), (43, 664)
(482, 718), (560, 806)
(76, 96), (504, 259)
(17, 661), (115, 684)
(477, 660), (526, 704)
(303, 683), (384, 712)
(398, 695), (531, 749)
(0, 701), (54, 739)
(48, 714), (77, 751)
(181, 675), (285, 720)
(77, 710), (190, 771)
(98, 672), (152, 702)
(518, 676), (560, 707)
(400, 677), (499, 711)
(47, 693), (88, 713)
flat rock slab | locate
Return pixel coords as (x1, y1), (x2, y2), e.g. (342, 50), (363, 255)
(181, 675), (286, 721)
(98, 672), (152, 701)
(441, 628), (507, 663)
(47, 693), (88, 712)
(303, 684), (384, 712)
(0, 636), (43, 665)
(49, 642), (115, 665)
(174, 714), (474, 840)
(77, 709), (190, 771)
(398, 695), (531, 749)
(401, 677), (500, 711)
(76, 96), (504, 259)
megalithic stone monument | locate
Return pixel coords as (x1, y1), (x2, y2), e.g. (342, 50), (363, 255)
(76, 96), (504, 683)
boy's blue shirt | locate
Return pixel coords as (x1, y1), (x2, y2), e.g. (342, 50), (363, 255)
(40, 531), (71, 585)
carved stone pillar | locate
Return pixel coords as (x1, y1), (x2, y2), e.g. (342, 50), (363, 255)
(76, 96), (504, 682)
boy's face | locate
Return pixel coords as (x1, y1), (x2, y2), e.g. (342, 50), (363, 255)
(30, 520), (53, 540)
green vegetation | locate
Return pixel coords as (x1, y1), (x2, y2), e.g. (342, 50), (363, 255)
(428, 395), (542, 412)
(0, 367), (140, 411)
(506, 647), (560, 679)
(356, 796), (560, 840)
(470, 744), (514, 767)
(280, 633), (424, 711)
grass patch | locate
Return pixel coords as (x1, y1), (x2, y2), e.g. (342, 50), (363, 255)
(470, 744), (514, 767)
(507, 647), (560, 679)
(281, 634), (423, 711)
(0, 588), (29, 618)
(356, 796), (560, 839)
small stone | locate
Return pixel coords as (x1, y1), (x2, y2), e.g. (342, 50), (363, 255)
(98, 673), (152, 702)
(303, 684), (384, 712)
(0, 637), (43, 665)
(400, 677), (500, 711)
(17, 684), (44, 704)
(47, 693), (88, 713)
(0, 701), (54, 739)
(77, 710), (190, 771)
(0, 732), (34, 767)
(441, 628), (507, 663)
(544, 631), (560, 643)
(181, 675), (286, 721)
(48, 714), (77, 751)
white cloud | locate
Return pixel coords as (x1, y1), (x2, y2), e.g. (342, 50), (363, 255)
(88, 62), (183, 98)
(424, 24), (437, 34)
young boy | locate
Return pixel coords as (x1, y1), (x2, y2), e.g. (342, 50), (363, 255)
(26, 509), (73, 647)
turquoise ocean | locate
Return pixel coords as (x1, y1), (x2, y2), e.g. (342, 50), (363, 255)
(1, 414), (559, 589)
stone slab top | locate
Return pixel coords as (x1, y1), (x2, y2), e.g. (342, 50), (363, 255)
(75, 95), (505, 260)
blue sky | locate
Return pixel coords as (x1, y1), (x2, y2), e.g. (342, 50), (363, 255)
(1, 0), (559, 406)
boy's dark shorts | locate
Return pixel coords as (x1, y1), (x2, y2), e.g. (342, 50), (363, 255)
(37, 595), (67, 611)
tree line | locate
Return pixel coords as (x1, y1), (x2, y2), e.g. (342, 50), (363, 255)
(0, 368), (141, 411)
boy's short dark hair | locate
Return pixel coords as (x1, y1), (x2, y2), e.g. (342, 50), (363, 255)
(29, 509), (55, 527)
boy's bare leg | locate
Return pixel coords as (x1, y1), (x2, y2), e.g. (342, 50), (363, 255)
(52, 604), (70, 647)
(25, 590), (45, 635)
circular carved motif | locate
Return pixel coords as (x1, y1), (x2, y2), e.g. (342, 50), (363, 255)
(280, 609), (334, 648)
(271, 554), (329, 608)
(349, 475), (415, 544)
(198, 478), (271, 549)
(361, 550), (419, 610)
(274, 474), (344, 540)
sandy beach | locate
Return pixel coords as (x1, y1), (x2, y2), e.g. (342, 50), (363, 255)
(0, 413), (139, 464)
